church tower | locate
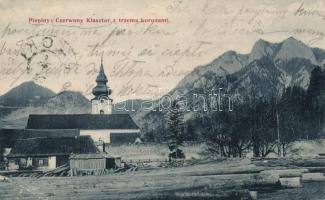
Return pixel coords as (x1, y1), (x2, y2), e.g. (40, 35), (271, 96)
(91, 58), (113, 114)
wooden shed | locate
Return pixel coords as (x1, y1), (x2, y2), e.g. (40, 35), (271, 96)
(69, 154), (121, 171)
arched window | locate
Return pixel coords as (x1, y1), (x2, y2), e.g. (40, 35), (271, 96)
(100, 110), (104, 114)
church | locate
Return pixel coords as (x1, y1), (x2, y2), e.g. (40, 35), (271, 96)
(1, 59), (141, 170)
(25, 59), (141, 145)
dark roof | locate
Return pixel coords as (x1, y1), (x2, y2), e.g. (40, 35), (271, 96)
(26, 114), (140, 130)
(92, 61), (111, 98)
(0, 129), (80, 148)
(0, 129), (21, 147)
(0, 129), (79, 139)
(96, 62), (108, 83)
(8, 136), (99, 157)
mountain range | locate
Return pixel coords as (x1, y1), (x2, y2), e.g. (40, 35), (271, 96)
(125, 37), (324, 139)
(0, 37), (323, 136)
(175, 37), (321, 99)
(0, 84), (90, 128)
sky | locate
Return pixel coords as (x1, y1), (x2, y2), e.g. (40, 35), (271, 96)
(1, 0), (325, 102)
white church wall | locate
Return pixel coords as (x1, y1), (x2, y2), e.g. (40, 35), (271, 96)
(80, 129), (140, 144)
(80, 129), (110, 143)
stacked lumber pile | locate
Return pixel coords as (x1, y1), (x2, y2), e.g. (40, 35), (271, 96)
(36, 164), (70, 178)
(70, 168), (115, 176)
(114, 163), (138, 173)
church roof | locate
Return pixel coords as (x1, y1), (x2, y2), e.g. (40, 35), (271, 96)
(92, 60), (111, 98)
(26, 114), (140, 130)
(96, 63), (108, 83)
(8, 136), (98, 157)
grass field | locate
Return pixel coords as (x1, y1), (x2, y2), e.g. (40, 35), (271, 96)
(107, 139), (325, 162)
(0, 159), (265, 200)
(107, 142), (206, 161)
(1, 158), (325, 199)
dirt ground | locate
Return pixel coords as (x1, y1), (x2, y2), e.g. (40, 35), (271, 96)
(258, 181), (325, 200)
(1, 158), (325, 200)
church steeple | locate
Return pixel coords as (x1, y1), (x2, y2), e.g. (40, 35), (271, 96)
(92, 58), (112, 98)
(91, 58), (113, 114)
(97, 58), (108, 82)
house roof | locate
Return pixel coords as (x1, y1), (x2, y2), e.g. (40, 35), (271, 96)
(0, 129), (80, 147)
(8, 136), (99, 157)
(0, 129), (20, 147)
(0, 129), (79, 138)
(26, 114), (140, 130)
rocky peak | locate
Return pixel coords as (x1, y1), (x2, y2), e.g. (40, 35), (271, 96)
(249, 39), (278, 63)
(275, 37), (317, 64)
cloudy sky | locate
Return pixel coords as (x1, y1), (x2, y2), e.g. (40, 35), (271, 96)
(1, 0), (325, 102)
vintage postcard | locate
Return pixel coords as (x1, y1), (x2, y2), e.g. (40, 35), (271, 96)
(0, 0), (325, 199)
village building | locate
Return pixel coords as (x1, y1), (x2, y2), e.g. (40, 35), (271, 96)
(7, 136), (98, 170)
(0, 129), (80, 155)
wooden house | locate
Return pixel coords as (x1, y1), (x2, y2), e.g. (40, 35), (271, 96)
(69, 153), (121, 171)
(7, 136), (98, 171)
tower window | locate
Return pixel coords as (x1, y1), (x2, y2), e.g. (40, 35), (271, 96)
(100, 110), (104, 114)
(100, 99), (105, 103)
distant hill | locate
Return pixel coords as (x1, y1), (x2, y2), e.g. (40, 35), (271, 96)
(46, 91), (91, 114)
(113, 99), (145, 115)
(0, 90), (90, 128)
(0, 81), (55, 107)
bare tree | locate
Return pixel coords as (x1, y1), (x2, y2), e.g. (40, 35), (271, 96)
(204, 109), (251, 158)
(249, 97), (277, 157)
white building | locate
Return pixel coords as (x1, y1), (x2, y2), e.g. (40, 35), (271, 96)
(25, 60), (141, 145)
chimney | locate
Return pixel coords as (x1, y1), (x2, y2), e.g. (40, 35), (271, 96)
(96, 138), (106, 153)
